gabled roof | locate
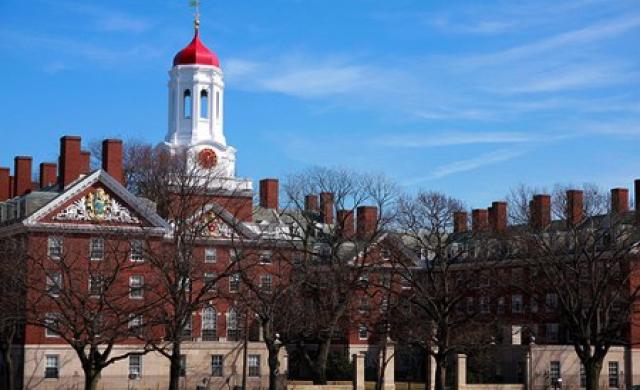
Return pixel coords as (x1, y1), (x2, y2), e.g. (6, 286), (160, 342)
(22, 170), (169, 232)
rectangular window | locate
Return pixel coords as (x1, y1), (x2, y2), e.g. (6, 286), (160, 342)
(549, 361), (561, 382)
(259, 251), (272, 264)
(497, 297), (506, 314)
(45, 355), (59, 378)
(179, 276), (191, 292)
(609, 361), (619, 388)
(380, 249), (391, 260)
(45, 313), (60, 337)
(229, 273), (241, 293)
(46, 272), (62, 297)
(248, 354), (261, 377)
(546, 323), (559, 342)
(202, 307), (218, 341)
(129, 275), (144, 299)
(181, 316), (192, 340)
(530, 295), (539, 313)
(545, 293), (558, 312)
(90, 238), (104, 260)
(130, 240), (144, 262)
(129, 354), (142, 378)
(204, 272), (216, 287)
(180, 355), (186, 377)
(128, 314), (143, 336)
(89, 275), (105, 297)
(512, 294), (523, 313)
(260, 274), (272, 292)
(480, 297), (490, 314)
(358, 324), (368, 340)
(48, 236), (63, 259)
(204, 248), (217, 263)
(211, 355), (223, 377)
(227, 310), (240, 341)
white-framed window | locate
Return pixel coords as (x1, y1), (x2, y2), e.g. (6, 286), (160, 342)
(129, 275), (144, 299)
(204, 272), (217, 288)
(248, 354), (261, 377)
(609, 361), (619, 388)
(358, 272), (369, 284)
(497, 297), (506, 314)
(129, 354), (142, 378)
(358, 324), (368, 340)
(128, 314), (143, 336)
(202, 307), (217, 341)
(530, 295), (539, 313)
(479, 297), (490, 314)
(545, 293), (558, 312)
(179, 276), (191, 292)
(89, 238), (104, 260)
(89, 275), (105, 297)
(260, 274), (272, 292)
(549, 361), (561, 382)
(48, 236), (63, 260)
(546, 323), (559, 342)
(46, 272), (62, 297)
(229, 273), (241, 293)
(227, 309), (240, 341)
(130, 240), (144, 262)
(204, 248), (217, 263)
(259, 251), (272, 264)
(45, 313), (61, 337)
(380, 249), (391, 261)
(45, 354), (59, 378)
(183, 89), (192, 119)
(211, 354), (223, 376)
(511, 294), (523, 313)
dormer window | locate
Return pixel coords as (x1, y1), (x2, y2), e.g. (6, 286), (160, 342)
(200, 90), (209, 119)
(183, 89), (192, 119)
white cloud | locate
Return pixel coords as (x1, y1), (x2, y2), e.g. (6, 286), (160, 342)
(376, 131), (533, 148)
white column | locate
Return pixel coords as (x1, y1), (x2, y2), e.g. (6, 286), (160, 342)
(354, 353), (365, 390)
(383, 340), (396, 390)
(456, 353), (467, 390)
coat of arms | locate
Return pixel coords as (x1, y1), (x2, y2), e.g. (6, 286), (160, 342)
(86, 188), (110, 220)
(54, 188), (140, 224)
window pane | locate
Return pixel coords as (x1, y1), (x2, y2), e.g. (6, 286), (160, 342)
(200, 90), (208, 118)
(211, 355), (223, 376)
(184, 90), (192, 119)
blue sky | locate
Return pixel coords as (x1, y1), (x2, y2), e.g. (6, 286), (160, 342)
(0, 0), (639, 208)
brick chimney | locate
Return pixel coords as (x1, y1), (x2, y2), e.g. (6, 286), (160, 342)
(80, 151), (91, 175)
(305, 194), (319, 214)
(356, 206), (378, 239)
(491, 201), (507, 233)
(0, 168), (10, 202)
(259, 178), (279, 209)
(487, 206), (495, 230)
(635, 180), (640, 224)
(9, 176), (14, 198)
(472, 209), (488, 232)
(320, 192), (334, 224)
(39, 163), (57, 189)
(611, 188), (629, 215)
(531, 194), (551, 230)
(566, 190), (583, 227)
(14, 156), (33, 196)
(59, 136), (82, 187)
(453, 211), (468, 233)
(337, 209), (355, 237)
(102, 139), (124, 184)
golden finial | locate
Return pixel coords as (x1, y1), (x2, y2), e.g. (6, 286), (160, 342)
(190, 0), (201, 30)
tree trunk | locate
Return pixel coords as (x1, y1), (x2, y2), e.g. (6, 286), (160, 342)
(168, 341), (182, 390)
(434, 355), (446, 390)
(267, 342), (280, 390)
(1, 346), (15, 390)
(313, 338), (332, 385)
(584, 360), (603, 390)
(83, 366), (100, 390)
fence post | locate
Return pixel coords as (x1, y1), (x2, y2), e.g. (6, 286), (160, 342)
(354, 353), (365, 390)
(456, 353), (467, 390)
(383, 340), (396, 390)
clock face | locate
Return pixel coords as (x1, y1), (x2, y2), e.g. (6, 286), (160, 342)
(198, 148), (218, 169)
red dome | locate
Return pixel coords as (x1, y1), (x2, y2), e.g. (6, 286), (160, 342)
(173, 29), (220, 68)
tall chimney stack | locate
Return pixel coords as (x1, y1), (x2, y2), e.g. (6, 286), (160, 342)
(453, 211), (468, 233)
(259, 178), (279, 209)
(59, 136), (82, 187)
(356, 206), (378, 239)
(0, 168), (10, 202)
(305, 194), (319, 214)
(611, 188), (629, 215)
(14, 156), (33, 196)
(491, 201), (507, 233)
(635, 180), (640, 224)
(80, 151), (91, 175)
(531, 194), (551, 230)
(337, 209), (355, 238)
(472, 209), (488, 233)
(320, 192), (334, 224)
(39, 163), (58, 189)
(102, 139), (124, 184)
(566, 190), (583, 227)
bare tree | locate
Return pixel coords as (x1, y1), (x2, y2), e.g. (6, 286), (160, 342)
(124, 144), (257, 390)
(24, 232), (159, 390)
(392, 191), (500, 390)
(508, 184), (640, 390)
(279, 167), (398, 385)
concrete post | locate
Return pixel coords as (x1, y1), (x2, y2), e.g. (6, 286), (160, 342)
(456, 353), (467, 390)
(525, 350), (532, 390)
(428, 348), (437, 390)
(383, 340), (396, 390)
(354, 353), (365, 390)
(278, 347), (288, 375)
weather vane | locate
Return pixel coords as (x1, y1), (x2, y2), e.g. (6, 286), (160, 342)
(190, 0), (201, 30)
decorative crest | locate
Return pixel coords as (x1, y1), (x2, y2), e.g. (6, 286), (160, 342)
(54, 188), (140, 224)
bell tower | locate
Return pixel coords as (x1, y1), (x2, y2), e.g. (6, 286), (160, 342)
(165, 13), (241, 182)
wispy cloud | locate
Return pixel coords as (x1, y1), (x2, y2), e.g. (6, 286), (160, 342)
(53, 2), (152, 33)
(376, 131), (534, 148)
